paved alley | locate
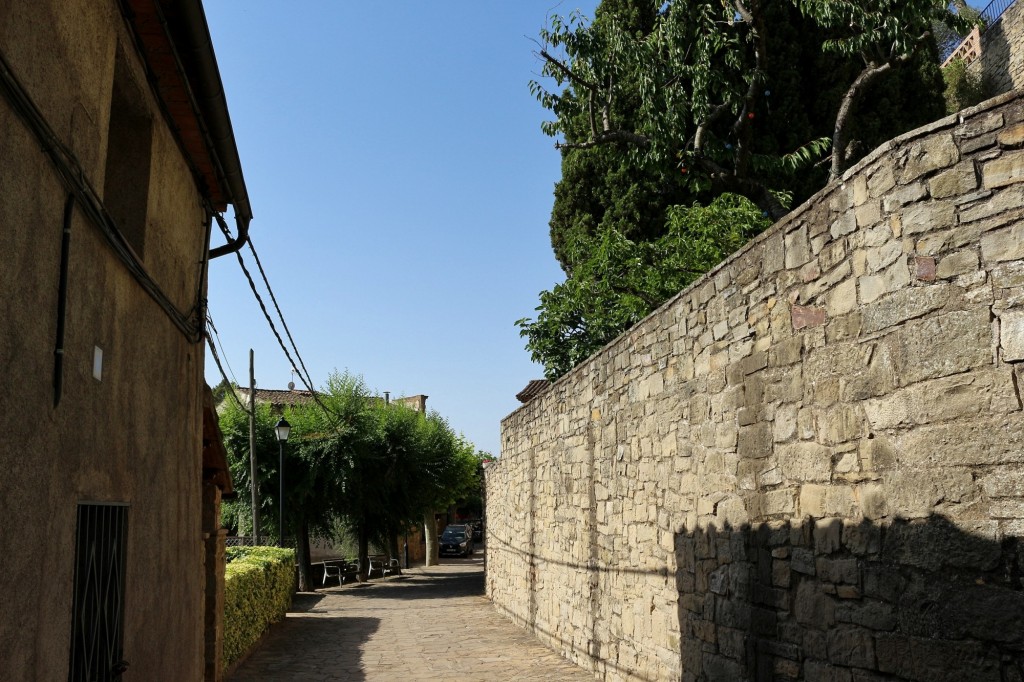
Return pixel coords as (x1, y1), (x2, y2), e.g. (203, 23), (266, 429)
(228, 552), (594, 681)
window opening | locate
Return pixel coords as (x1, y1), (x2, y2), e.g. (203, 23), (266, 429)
(68, 502), (129, 681)
(104, 50), (152, 260)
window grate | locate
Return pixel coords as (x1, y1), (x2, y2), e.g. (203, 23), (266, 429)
(68, 503), (129, 682)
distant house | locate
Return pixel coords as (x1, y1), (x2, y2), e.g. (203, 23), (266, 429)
(234, 387), (428, 414)
(0, 1), (249, 680)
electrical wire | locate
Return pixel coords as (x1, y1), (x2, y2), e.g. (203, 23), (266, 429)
(212, 213), (348, 424)
(205, 329), (248, 414)
(207, 312), (239, 387)
(245, 237), (317, 394)
(0, 46), (205, 343)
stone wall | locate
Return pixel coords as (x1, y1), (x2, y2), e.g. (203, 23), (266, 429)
(487, 91), (1024, 682)
(977, 1), (1024, 96)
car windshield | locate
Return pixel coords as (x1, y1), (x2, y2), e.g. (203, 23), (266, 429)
(442, 532), (465, 542)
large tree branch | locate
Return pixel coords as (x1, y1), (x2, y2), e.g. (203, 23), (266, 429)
(730, 0), (768, 177)
(539, 49), (600, 91)
(555, 129), (651, 150)
(831, 60), (892, 179)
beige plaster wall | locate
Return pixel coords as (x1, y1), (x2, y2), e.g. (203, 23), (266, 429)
(0, 0), (211, 679)
(488, 92), (1024, 681)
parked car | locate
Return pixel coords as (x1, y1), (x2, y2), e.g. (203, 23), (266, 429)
(439, 525), (474, 557)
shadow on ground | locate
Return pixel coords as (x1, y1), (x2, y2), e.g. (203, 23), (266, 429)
(323, 569), (485, 601)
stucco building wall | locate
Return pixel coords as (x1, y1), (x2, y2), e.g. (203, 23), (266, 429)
(0, 1), (215, 679)
(488, 91), (1024, 681)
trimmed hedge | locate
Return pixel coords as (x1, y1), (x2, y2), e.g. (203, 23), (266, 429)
(223, 546), (295, 671)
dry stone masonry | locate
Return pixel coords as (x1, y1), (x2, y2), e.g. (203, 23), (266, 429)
(976, 1), (1024, 97)
(487, 91), (1024, 682)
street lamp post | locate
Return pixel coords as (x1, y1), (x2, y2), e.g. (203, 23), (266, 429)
(274, 417), (291, 548)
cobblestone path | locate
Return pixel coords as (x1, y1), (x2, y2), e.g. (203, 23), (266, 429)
(228, 552), (594, 681)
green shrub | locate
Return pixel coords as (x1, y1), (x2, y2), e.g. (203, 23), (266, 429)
(943, 58), (991, 113)
(223, 546), (294, 671)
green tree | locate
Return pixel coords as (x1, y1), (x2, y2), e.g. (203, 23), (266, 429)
(527, 0), (965, 378)
(219, 373), (369, 591)
(519, 194), (772, 378)
(796, 0), (971, 178)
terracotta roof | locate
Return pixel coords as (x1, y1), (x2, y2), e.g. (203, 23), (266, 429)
(235, 387), (314, 409)
(516, 380), (550, 403)
(202, 384), (233, 495)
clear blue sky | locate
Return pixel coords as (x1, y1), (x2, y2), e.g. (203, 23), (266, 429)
(203, 2), (983, 457)
(203, 2), (599, 457)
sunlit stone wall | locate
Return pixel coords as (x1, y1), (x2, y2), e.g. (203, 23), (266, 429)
(487, 91), (1024, 682)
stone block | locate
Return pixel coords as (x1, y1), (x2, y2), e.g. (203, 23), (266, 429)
(864, 240), (903, 274)
(882, 516), (1002, 572)
(785, 225), (812, 268)
(935, 249), (979, 279)
(853, 174), (869, 205)
(882, 181), (927, 213)
(792, 305), (827, 330)
(889, 309), (992, 387)
(992, 261), (1024, 289)
(830, 211), (857, 239)
(901, 199), (955, 237)
(894, 414), (1024, 468)
(902, 134), (959, 182)
(738, 422), (772, 459)
(958, 183), (1024, 223)
(804, 660), (853, 682)
(779, 442), (831, 482)
(961, 110), (1004, 138)
(824, 279), (857, 317)
(929, 160), (978, 198)
(860, 283), (950, 334)
(824, 486), (858, 517)
(855, 201), (881, 228)
(868, 163), (896, 198)
(982, 149), (1024, 188)
(763, 488), (797, 516)
(1000, 309), (1024, 361)
(996, 121), (1024, 147)
(764, 233), (785, 273)
(982, 223), (1024, 263)
(864, 371), (1014, 431)
(791, 547), (816, 575)
(814, 518), (843, 554)
(914, 256), (936, 281)
(827, 626), (875, 668)
(794, 579), (836, 626)
(816, 557), (860, 585)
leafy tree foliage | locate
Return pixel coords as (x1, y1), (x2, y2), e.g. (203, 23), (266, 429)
(519, 194), (772, 378)
(526, 0), (967, 377)
(942, 58), (991, 113)
(219, 372), (483, 587)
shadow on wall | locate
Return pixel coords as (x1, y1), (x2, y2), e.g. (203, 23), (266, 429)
(979, 13), (1014, 97)
(676, 515), (1023, 682)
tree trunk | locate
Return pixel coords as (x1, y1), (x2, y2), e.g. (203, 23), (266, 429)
(831, 61), (892, 180)
(295, 521), (312, 592)
(423, 511), (439, 566)
(357, 522), (370, 581)
(386, 530), (401, 576)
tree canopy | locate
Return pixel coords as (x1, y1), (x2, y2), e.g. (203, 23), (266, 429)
(219, 372), (485, 588)
(523, 0), (972, 378)
(519, 194), (772, 378)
